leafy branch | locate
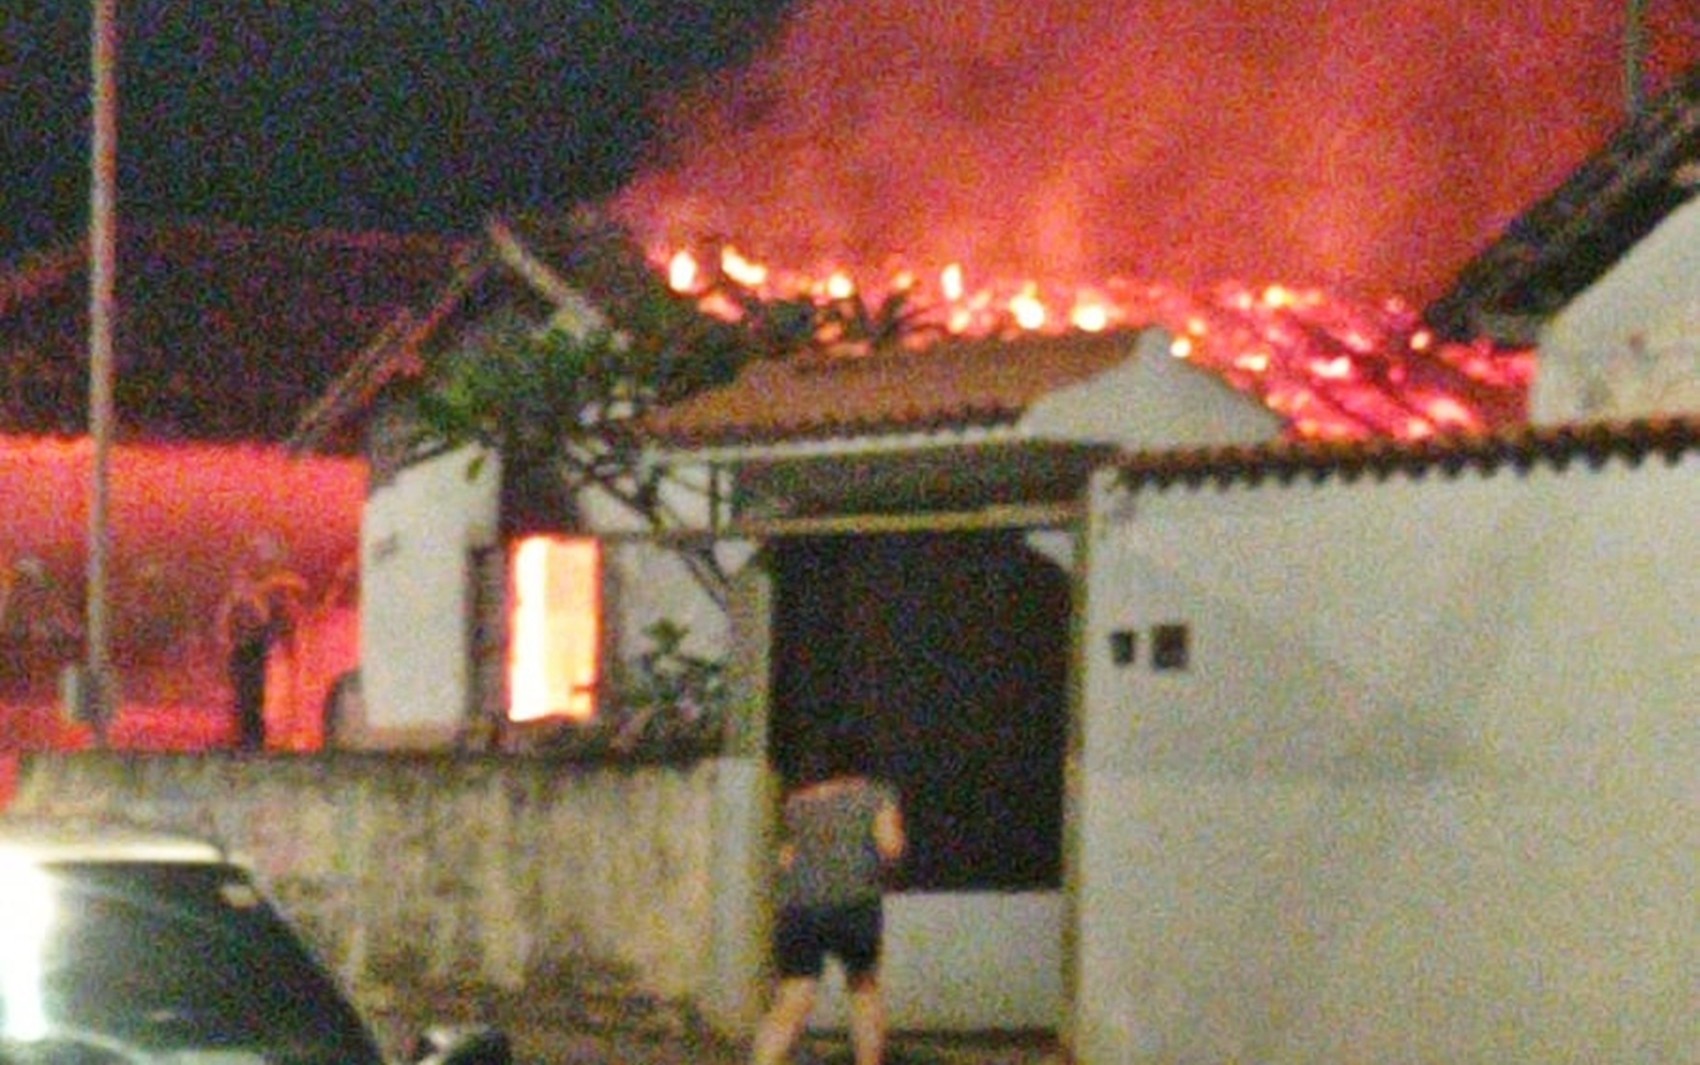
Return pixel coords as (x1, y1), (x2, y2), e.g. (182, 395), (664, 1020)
(401, 209), (926, 608)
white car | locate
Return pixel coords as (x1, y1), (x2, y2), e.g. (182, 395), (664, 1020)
(0, 817), (510, 1065)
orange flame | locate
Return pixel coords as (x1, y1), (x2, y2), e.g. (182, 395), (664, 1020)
(1009, 283), (1047, 331)
(721, 245), (768, 288)
(656, 239), (1533, 440)
(941, 263), (965, 302)
(667, 250), (700, 293)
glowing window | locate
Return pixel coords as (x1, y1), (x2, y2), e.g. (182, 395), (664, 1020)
(507, 535), (600, 722)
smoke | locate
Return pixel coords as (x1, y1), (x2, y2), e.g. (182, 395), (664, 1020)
(612, 0), (1696, 302)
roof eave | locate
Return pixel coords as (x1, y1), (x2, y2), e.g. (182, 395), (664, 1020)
(645, 419), (1033, 466)
(1424, 62), (1700, 343)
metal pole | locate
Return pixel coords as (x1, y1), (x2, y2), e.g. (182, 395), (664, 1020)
(87, 0), (118, 740)
(1625, 0), (1648, 116)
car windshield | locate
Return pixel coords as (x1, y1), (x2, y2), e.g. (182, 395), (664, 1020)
(0, 861), (383, 1064)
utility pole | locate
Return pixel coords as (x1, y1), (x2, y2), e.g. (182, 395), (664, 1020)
(86, 0), (118, 740)
(1624, 0), (1648, 116)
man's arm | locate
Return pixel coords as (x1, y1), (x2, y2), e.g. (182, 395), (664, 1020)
(873, 798), (905, 866)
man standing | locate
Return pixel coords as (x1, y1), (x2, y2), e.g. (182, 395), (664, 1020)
(216, 568), (273, 752)
(751, 728), (906, 1065)
(215, 540), (307, 752)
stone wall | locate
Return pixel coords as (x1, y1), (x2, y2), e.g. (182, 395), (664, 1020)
(11, 752), (720, 1008)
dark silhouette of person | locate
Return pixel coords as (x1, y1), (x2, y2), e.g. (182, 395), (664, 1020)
(216, 555), (307, 753)
(219, 571), (274, 752)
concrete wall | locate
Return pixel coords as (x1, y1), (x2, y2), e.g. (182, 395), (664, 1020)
(812, 893), (1066, 1031)
(10, 753), (718, 1004)
(1073, 450), (1700, 1063)
(1024, 327), (1283, 448)
(580, 464), (738, 666)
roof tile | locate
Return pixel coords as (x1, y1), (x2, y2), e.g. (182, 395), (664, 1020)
(645, 330), (1146, 447)
(1114, 415), (1700, 490)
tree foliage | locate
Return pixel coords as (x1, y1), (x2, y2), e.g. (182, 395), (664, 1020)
(400, 209), (874, 607)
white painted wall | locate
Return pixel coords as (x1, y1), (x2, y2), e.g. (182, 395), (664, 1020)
(1025, 328), (1285, 447)
(579, 467), (734, 665)
(1537, 196), (1700, 424)
(356, 448), (732, 742)
(813, 893), (1066, 1031)
(1074, 452), (1700, 1064)
(359, 444), (500, 741)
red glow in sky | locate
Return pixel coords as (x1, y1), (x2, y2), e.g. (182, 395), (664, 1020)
(0, 441), (362, 711)
(613, 0), (1697, 305)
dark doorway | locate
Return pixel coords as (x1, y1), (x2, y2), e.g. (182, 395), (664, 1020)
(769, 530), (1071, 892)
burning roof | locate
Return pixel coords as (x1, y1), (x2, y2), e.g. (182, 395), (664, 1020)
(645, 245), (1531, 443)
(600, 0), (1698, 443)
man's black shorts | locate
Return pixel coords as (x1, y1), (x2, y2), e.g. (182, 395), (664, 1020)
(774, 899), (884, 979)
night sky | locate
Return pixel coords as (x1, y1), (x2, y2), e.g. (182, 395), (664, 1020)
(0, 1), (795, 261)
(6, 2), (1696, 298)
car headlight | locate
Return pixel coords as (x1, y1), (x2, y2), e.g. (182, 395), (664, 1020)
(0, 854), (55, 1041)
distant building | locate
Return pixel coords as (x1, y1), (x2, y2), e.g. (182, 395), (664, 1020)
(0, 222), (461, 754)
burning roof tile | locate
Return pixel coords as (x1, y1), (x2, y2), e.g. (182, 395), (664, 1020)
(1426, 61), (1700, 345)
(289, 213), (1531, 459)
(0, 221), (470, 449)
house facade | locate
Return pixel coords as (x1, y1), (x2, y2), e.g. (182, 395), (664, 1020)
(310, 63), (1698, 1060)
(1073, 417), (1699, 1062)
(333, 302), (1286, 1029)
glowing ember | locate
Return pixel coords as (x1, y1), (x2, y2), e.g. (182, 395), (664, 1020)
(667, 250), (700, 293)
(822, 270), (856, 300)
(1069, 298), (1110, 333)
(940, 264), (965, 302)
(1009, 283), (1047, 331)
(656, 240), (1532, 439)
(720, 246), (769, 288)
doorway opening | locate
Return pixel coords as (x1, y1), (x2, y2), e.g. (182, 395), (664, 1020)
(768, 530), (1071, 891)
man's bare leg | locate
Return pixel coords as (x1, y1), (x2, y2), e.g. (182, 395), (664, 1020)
(751, 977), (818, 1065)
(847, 969), (886, 1065)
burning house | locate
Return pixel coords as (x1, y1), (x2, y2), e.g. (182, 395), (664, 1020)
(283, 6), (1695, 1058)
(0, 2), (1691, 1057)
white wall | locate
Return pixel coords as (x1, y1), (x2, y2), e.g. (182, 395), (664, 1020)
(360, 445), (500, 741)
(1025, 328), (1284, 448)
(14, 753), (719, 1014)
(580, 467), (735, 667)
(1075, 452), (1700, 1064)
(1536, 197), (1700, 424)
(813, 893), (1066, 1031)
